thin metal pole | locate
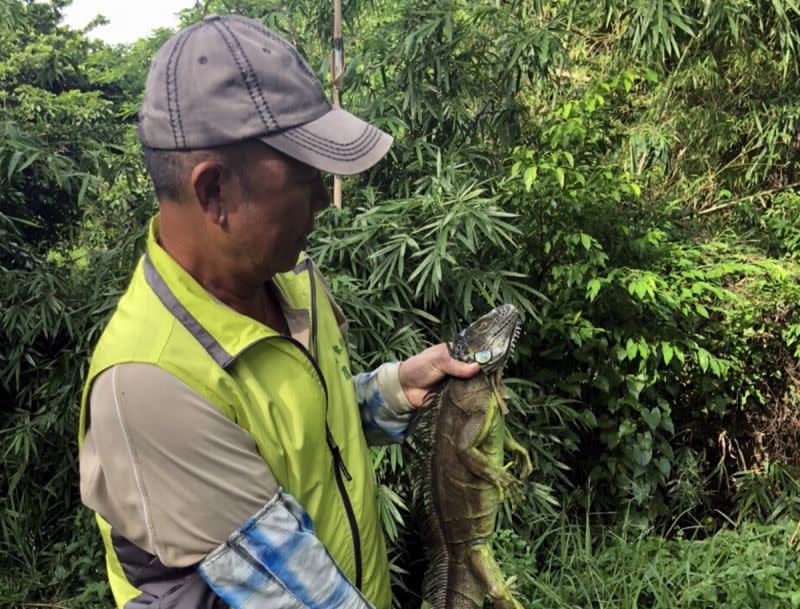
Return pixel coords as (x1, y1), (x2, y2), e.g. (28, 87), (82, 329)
(331, 0), (344, 208)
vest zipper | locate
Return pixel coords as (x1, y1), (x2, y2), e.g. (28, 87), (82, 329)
(327, 427), (363, 589)
(273, 335), (364, 591)
(302, 259), (363, 590)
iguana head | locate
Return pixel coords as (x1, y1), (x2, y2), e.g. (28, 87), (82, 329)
(450, 304), (522, 374)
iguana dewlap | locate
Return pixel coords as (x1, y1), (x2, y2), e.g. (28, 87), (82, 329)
(419, 304), (532, 609)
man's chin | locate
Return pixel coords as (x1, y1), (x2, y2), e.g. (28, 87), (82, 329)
(272, 251), (304, 274)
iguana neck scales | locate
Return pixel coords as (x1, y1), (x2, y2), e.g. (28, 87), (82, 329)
(418, 304), (532, 609)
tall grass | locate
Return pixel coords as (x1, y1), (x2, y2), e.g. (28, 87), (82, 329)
(495, 516), (800, 609)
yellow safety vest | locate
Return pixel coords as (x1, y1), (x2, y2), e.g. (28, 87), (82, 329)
(78, 216), (391, 609)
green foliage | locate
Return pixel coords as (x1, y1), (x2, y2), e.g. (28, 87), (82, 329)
(0, 223), (142, 603)
(505, 80), (800, 512)
(494, 516), (800, 608)
(0, 0), (141, 252)
(344, 0), (566, 195)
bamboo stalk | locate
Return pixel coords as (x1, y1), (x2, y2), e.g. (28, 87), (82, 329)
(331, 0), (344, 208)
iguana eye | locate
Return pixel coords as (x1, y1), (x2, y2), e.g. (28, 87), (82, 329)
(475, 350), (492, 364)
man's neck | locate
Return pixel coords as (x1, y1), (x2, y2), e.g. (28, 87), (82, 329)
(157, 211), (287, 333)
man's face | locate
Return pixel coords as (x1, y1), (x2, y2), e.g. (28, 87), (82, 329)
(223, 142), (330, 280)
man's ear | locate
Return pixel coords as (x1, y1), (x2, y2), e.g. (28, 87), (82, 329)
(190, 160), (226, 227)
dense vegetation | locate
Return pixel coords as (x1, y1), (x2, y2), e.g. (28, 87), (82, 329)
(1, 0), (799, 606)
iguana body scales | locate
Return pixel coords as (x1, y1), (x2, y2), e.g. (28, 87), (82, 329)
(419, 305), (531, 609)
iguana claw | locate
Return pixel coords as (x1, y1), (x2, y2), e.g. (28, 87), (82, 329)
(517, 450), (533, 480)
(493, 462), (521, 503)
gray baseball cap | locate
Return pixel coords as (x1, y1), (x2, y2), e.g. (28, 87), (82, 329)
(137, 14), (392, 175)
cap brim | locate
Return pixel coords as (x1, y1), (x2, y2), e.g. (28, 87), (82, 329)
(260, 107), (393, 176)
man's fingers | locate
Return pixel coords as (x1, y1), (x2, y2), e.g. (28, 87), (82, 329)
(441, 358), (481, 379)
(434, 343), (481, 378)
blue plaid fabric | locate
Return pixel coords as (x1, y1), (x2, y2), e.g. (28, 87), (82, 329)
(198, 489), (375, 609)
(354, 365), (420, 445)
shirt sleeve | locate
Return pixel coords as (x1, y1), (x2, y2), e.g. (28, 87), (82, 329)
(354, 362), (421, 445)
(198, 490), (375, 609)
(80, 363), (278, 567)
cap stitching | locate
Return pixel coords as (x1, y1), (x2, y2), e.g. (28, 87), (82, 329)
(285, 125), (380, 157)
(212, 20), (276, 132)
(170, 27), (196, 148)
(280, 127), (381, 161)
(296, 123), (373, 149)
(164, 31), (187, 148)
(287, 124), (377, 154)
(281, 131), (378, 161)
(290, 129), (376, 156)
(163, 24), (198, 147)
(231, 16), (327, 104)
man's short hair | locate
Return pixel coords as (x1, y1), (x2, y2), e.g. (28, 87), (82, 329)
(142, 145), (255, 203)
(141, 148), (191, 202)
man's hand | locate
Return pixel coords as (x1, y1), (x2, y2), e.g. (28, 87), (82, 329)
(398, 343), (481, 408)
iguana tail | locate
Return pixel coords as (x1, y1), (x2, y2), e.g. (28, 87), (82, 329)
(412, 403), (450, 609)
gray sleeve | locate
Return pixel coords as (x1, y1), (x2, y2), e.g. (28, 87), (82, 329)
(110, 528), (227, 609)
(79, 363), (279, 568)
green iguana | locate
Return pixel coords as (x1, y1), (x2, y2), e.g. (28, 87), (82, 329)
(417, 304), (532, 609)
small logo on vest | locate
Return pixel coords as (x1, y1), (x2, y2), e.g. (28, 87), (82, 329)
(332, 339), (351, 381)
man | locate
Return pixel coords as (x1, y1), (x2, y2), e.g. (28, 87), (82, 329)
(78, 13), (478, 609)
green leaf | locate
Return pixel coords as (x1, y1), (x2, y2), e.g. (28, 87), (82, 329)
(632, 445), (652, 467)
(697, 349), (709, 372)
(592, 374), (610, 393)
(661, 342), (674, 365)
(619, 420), (636, 438)
(586, 278), (602, 301)
(641, 408), (661, 431)
(523, 166), (537, 191)
(6, 150), (23, 180)
(626, 338), (638, 360)
(555, 167), (565, 188)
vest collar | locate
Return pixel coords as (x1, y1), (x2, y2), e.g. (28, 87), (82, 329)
(143, 215), (315, 368)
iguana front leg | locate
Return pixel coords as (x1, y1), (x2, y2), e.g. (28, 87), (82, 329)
(488, 371), (532, 480)
(504, 429), (532, 480)
(456, 410), (520, 502)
